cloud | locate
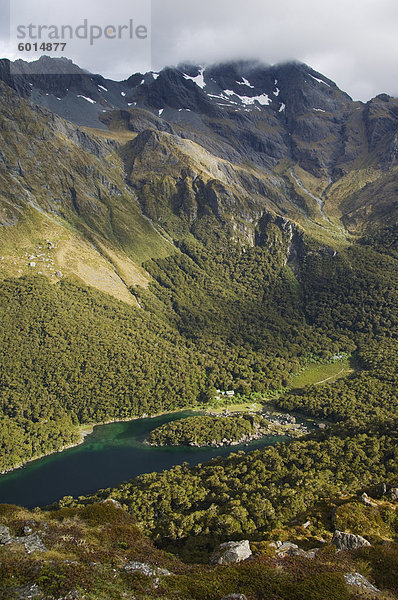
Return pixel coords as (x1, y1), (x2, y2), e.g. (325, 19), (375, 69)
(150, 0), (398, 100)
(1, 0), (398, 99)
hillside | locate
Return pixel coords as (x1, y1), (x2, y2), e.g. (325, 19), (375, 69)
(0, 55), (397, 598)
(1, 482), (397, 599)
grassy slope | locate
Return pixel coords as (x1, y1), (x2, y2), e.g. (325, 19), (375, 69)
(1, 498), (397, 600)
(289, 358), (355, 389)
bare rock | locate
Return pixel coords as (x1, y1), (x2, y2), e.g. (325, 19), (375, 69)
(55, 270), (64, 279)
(275, 541), (299, 555)
(344, 572), (380, 593)
(211, 540), (252, 565)
(5, 532), (47, 553)
(332, 530), (371, 551)
(124, 561), (171, 589)
(360, 492), (376, 507)
(22, 533), (48, 554)
(0, 524), (11, 544)
(11, 583), (41, 599)
(221, 595), (248, 600)
(101, 498), (122, 509)
(275, 541), (317, 559)
(388, 487), (398, 501)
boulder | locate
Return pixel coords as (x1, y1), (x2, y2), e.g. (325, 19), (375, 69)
(211, 540), (252, 565)
(388, 488), (398, 501)
(4, 532), (47, 553)
(221, 595), (248, 600)
(275, 541), (299, 555)
(101, 498), (122, 510)
(377, 483), (387, 497)
(360, 492), (376, 507)
(55, 270), (64, 279)
(274, 541), (317, 558)
(344, 572), (380, 593)
(332, 530), (371, 551)
(0, 525), (11, 544)
(21, 533), (48, 554)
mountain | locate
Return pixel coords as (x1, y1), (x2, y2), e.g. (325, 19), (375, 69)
(0, 55), (397, 599)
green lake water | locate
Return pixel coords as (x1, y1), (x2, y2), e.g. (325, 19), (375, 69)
(0, 411), (290, 509)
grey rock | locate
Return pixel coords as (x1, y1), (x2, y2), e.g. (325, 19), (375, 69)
(125, 561), (158, 577)
(344, 572), (380, 593)
(332, 530), (371, 551)
(211, 540), (252, 565)
(5, 532), (47, 553)
(55, 270), (64, 279)
(22, 533), (48, 554)
(58, 590), (80, 600)
(360, 492), (376, 506)
(275, 541), (317, 559)
(378, 483), (387, 497)
(11, 583), (41, 599)
(389, 487), (398, 501)
(275, 541), (299, 555)
(101, 498), (122, 509)
(221, 595), (248, 600)
(0, 524), (11, 544)
(124, 561), (171, 589)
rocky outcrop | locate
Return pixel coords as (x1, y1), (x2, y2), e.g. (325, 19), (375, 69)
(0, 525), (11, 544)
(388, 487), (398, 501)
(0, 526), (47, 554)
(332, 530), (371, 551)
(360, 492), (377, 506)
(344, 572), (380, 594)
(270, 540), (317, 559)
(101, 498), (123, 509)
(9, 583), (41, 599)
(211, 540), (252, 565)
(124, 561), (172, 588)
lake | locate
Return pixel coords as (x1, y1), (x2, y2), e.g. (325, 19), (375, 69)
(0, 411), (290, 509)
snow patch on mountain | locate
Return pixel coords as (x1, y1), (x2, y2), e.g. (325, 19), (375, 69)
(77, 95), (96, 104)
(309, 74), (331, 87)
(183, 68), (206, 89)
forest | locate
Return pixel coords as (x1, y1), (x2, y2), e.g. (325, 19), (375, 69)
(0, 223), (397, 479)
(50, 225), (398, 559)
(147, 414), (267, 447)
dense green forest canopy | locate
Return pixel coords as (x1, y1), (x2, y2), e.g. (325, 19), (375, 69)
(63, 419), (398, 558)
(147, 414), (267, 447)
(0, 224), (397, 472)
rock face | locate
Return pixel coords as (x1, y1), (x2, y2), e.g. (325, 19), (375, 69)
(344, 572), (380, 594)
(211, 540), (252, 565)
(332, 530), (371, 551)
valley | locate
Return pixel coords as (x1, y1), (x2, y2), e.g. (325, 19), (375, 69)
(0, 55), (397, 599)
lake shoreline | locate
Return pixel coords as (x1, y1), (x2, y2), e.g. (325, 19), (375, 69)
(0, 407), (203, 477)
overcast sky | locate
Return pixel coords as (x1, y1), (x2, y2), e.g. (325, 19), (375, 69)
(1, 0), (398, 100)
